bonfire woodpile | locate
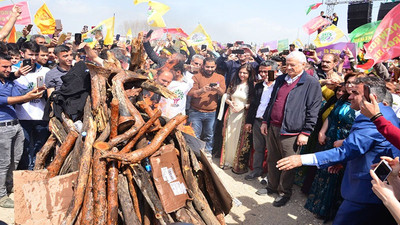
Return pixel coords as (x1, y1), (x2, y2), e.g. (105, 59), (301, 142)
(32, 34), (232, 225)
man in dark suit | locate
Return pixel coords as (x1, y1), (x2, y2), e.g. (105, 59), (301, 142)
(259, 51), (322, 207)
(244, 60), (278, 180)
(277, 76), (399, 224)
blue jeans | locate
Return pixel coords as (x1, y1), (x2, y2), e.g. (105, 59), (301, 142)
(188, 109), (216, 153)
(0, 123), (24, 197)
(19, 120), (50, 170)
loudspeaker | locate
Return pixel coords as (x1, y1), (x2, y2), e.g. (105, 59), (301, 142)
(378, 1), (400, 20)
(347, 2), (372, 33)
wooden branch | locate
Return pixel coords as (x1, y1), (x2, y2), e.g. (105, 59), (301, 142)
(61, 112), (77, 134)
(110, 98), (119, 139)
(80, 165), (94, 225)
(96, 121), (110, 143)
(101, 114), (187, 163)
(92, 146), (107, 225)
(46, 130), (79, 178)
(62, 102), (97, 225)
(129, 32), (146, 71)
(107, 147), (119, 225)
(49, 117), (68, 143)
(117, 174), (141, 225)
(136, 101), (161, 132)
(120, 109), (162, 154)
(176, 131), (220, 225)
(34, 134), (56, 170)
(86, 62), (113, 80)
(140, 79), (177, 99)
(130, 165), (173, 225)
(124, 167), (142, 223)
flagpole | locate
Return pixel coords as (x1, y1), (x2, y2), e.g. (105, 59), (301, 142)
(9, 0), (15, 5)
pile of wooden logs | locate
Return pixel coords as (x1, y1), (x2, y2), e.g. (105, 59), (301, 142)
(33, 34), (232, 225)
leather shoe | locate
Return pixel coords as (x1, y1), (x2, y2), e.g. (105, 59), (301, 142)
(256, 187), (278, 196)
(244, 171), (262, 180)
(273, 196), (290, 207)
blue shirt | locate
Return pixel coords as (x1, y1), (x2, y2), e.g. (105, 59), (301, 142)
(0, 78), (22, 121)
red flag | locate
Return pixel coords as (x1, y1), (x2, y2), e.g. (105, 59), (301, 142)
(150, 28), (188, 41)
(364, 3), (400, 64)
(303, 16), (331, 35)
(7, 26), (16, 43)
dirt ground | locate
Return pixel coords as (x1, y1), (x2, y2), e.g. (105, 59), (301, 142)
(0, 159), (332, 225)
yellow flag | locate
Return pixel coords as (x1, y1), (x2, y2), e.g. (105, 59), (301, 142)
(126, 28), (132, 40)
(147, 1), (170, 28)
(293, 39), (304, 49)
(34, 3), (56, 34)
(134, 0), (149, 5)
(188, 24), (214, 51)
(83, 16), (115, 46)
(314, 25), (344, 47)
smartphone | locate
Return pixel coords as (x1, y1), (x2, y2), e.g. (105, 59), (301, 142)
(209, 83), (217, 87)
(201, 44), (207, 51)
(74, 33), (82, 45)
(26, 24), (33, 32)
(374, 160), (392, 182)
(22, 59), (31, 67)
(260, 48), (269, 53)
(283, 50), (290, 55)
(236, 41), (244, 45)
(55, 19), (62, 30)
(80, 55), (86, 62)
(36, 76), (44, 88)
(57, 33), (67, 45)
(116, 34), (120, 41)
(146, 30), (154, 38)
(227, 43), (233, 48)
(232, 49), (245, 54)
(364, 84), (371, 102)
(126, 40), (131, 45)
(268, 70), (275, 81)
(304, 50), (314, 56)
(298, 49), (303, 52)
(340, 50), (346, 59)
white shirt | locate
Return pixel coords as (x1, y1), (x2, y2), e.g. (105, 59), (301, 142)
(256, 81), (275, 118)
(13, 64), (50, 120)
(285, 71), (303, 84)
(159, 80), (192, 119)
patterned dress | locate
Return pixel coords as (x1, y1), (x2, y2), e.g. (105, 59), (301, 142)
(304, 99), (355, 220)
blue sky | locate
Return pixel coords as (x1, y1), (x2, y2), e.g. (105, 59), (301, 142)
(6, 0), (385, 46)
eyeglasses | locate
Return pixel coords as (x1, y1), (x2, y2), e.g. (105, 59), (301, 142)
(345, 81), (356, 86)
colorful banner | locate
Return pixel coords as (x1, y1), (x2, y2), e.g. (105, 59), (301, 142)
(0, 1), (31, 26)
(302, 16), (331, 35)
(34, 3), (55, 35)
(364, 3), (400, 64)
(188, 24), (214, 51)
(263, 40), (278, 50)
(150, 28), (188, 41)
(349, 21), (381, 48)
(314, 25), (344, 47)
(147, 1), (170, 28)
(306, 3), (323, 15)
(83, 16), (115, 47)
(293, 39), (304, 49)
(315, 42), (356, 68)
(277, 39), (289, 52)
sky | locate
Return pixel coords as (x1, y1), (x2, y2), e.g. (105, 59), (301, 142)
(4, 0), (388, 46)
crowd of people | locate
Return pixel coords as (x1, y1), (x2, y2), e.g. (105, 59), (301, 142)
(1, 4), (400, 225)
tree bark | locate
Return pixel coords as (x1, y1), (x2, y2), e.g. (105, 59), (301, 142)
(117, 174), (141, 225)
(34, 134), (56, 170)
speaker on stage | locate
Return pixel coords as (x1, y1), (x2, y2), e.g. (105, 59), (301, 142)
(347, 2), (372, 33)
(378, 1), (400, 20)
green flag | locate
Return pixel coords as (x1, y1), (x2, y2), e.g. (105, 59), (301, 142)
(278, 39), (289, 52)
(349, 21), (381, 48)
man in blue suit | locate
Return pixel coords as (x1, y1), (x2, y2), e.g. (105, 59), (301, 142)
(277, 76), (399, 225)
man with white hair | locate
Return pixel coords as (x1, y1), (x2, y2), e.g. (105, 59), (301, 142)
(256, 51), (322, 207)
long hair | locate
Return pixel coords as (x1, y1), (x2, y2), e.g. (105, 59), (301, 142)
(228, 63), (255, 101)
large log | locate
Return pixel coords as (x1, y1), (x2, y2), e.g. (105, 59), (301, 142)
(175, 131), (220, 225)
(101, 114), (187, 163)
(124, 167), (142, 223)
(92, 146), (107, 225)
(80, 165), (94, 225)
(136, 101), (161, 132)
(34, 134), (57, 170)
(107, 147), (119, 225)
(110, 99), (119, 139)
(117, 174), (141, 225)
(129, 32), (146, 71)
(62, 101), (97, 225)
(49, 117), (68, 143)
(46, 130), (79, 178)
(130, 165), (173, 225)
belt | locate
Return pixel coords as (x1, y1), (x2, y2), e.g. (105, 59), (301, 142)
(0, 119), (19, 127)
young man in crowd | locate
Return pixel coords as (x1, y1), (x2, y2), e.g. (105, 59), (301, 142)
(0, 54), (44, 208)
(45, 45), (73, 96)
(12, 41), (50, 170)
(188, 57), (226, 155)
(36, 45), (49, 67)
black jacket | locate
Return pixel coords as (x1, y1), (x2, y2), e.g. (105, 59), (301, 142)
(245, 81), (266, 125)
(263, 71), (322, 135)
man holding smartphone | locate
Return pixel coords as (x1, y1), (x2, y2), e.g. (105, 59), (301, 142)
(277, 76), (400, 224)
(0, 54), (44, 208)
(12, 41), (50, 170)
(188, 57), (226, 155)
